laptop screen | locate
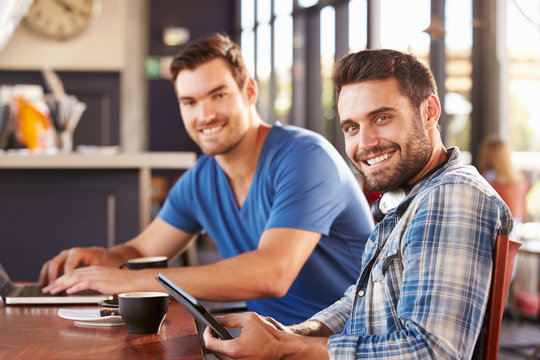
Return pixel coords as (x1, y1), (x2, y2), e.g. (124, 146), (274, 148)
(0, 263), (15, 301)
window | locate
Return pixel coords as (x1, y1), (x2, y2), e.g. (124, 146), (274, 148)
(238, 0), (538, 167)
(274, 0), (293, 120)
(321, 5), (336, 141)
(380, 0), (431, 53)
(508, 0), (540, 152)
(240, 0), (365, 143)
(348, 0), (367, 52)
(444, 0), (473, 152)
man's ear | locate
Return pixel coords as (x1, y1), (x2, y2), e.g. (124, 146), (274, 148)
(243, 77), (259, 106)
(422, 94), (441, 130)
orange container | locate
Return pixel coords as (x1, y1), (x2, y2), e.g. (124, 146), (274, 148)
(16, 97), (51, 150)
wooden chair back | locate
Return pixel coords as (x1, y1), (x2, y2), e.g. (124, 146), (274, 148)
(484, 233), (521, 360)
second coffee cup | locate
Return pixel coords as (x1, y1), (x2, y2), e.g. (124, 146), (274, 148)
(120, 256), (168, 270)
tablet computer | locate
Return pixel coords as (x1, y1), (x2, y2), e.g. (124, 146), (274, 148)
(156, 273), (234, 340)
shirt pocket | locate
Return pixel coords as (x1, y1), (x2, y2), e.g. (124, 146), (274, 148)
(371, 247), (400, 282)
(368, 247), (403, 334)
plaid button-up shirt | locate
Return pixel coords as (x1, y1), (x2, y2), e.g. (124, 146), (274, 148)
(311, 148), (514, 359)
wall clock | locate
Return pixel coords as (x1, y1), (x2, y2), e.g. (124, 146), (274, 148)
(24, 0), (102, 40)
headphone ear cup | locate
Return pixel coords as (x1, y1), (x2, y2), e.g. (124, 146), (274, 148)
(378, 188), (406, 217)
(371, 197), (385, 223)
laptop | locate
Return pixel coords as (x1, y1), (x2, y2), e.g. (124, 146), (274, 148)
(0, 262), (112, 305)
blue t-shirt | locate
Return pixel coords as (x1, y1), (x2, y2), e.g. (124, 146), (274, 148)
(159, 123), (373, 324)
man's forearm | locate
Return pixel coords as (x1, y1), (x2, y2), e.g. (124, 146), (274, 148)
(105, 226), (320, 301)
(153, 252), (290, 301)
(79, 244), (291, 298)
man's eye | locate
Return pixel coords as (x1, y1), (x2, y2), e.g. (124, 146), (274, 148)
(344, 124), (359, 134)
(376, 115), (389, 122)
(182, 101), (195, 107)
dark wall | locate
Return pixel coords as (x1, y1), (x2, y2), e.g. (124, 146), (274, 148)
(149, 0), (236, 56)
(147, 0), (236, 154)
(148, 78), (198, 153)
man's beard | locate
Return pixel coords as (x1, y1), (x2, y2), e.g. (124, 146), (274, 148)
(354, 117), (432, 192)
(200, 135), (244, 156)
(194, 116), (248, 156)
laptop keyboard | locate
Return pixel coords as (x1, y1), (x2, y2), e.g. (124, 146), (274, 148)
(18, 285), (66, 297)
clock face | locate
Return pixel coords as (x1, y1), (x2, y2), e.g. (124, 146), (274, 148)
(25, 0), (102, 40)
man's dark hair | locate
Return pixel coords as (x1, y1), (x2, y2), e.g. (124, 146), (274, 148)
(332, 49), (438, 110)
(169, 33), (249, 89)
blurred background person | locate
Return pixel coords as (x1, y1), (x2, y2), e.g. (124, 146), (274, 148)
(478, 135), (529, 223)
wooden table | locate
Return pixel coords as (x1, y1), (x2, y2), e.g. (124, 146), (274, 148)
(0, 301), (204, 359)
(519, 239), (540, 256)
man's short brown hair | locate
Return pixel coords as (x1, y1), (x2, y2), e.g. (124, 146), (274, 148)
(332, 49), (438, 111)
(169, 33), (249, 90)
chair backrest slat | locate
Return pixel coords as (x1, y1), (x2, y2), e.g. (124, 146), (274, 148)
(484, 234), (521, 360)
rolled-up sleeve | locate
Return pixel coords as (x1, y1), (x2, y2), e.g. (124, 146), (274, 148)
(310, 284), (356, 334)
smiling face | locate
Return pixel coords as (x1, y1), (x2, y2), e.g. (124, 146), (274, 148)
(175, 58), (256, 156)
(338, 78), (432, 192)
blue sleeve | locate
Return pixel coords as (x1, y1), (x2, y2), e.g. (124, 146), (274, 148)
(265, 141), (353, 236)
(157, 166), (202, 235)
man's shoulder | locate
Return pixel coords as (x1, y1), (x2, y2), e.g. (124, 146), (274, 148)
(270, 123), (327, 145)
(259, 125), (357, 189)
(406, 163), (507, 218)
(180, 155), (219, 182)
(428, 148), (492, 192)
(268, 123), (339, 159)
(191, 154), (216, 169)
(433, 164), (495, 195)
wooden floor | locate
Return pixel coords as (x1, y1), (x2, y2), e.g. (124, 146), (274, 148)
(499, 316), (540, 360)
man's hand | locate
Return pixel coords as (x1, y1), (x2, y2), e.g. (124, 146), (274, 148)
(262, 315), (294, 333)
(39, 247), (108, 288)
(203, 313), (285, 359)
(203, 313), (330, 360)
(41, 265), (150, 295)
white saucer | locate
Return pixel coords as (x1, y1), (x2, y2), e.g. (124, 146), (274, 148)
(58, 308), (125, 327)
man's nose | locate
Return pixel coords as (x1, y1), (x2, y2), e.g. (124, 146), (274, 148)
(198, 101), (216, 122)
(356, 125), (378, 149)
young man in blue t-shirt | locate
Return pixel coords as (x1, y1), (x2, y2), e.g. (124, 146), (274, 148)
(39, 34), (373, 324)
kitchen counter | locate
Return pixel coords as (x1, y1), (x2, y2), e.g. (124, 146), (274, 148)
(0, 151), (196, 169)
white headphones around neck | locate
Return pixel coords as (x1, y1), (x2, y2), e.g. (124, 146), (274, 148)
(378, 187), (406, 215)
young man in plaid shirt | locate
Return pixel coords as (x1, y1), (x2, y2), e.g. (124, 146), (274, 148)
(203, 49), (513, 359)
